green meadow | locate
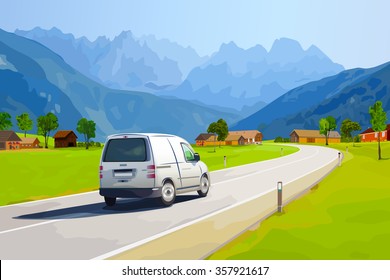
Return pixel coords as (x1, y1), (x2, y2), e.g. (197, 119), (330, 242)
(193, 143), (297, 171)
(208, 141), (390, 260)
(0, 136), (297, 206)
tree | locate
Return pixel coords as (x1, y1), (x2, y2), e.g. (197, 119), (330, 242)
(207, 122), (218, 152)
(340, 119), (362, 145)
(340, 119), (361, 146)
(16, 113), (33, 137)
(369, 101), (387, 160)
(0, 112), (12, 130)
(76, 118), (96, 149)
(319, 118), (329, 144)
(319, 116), (337, 145)
(216, 118), (228, 147)
(207, 118), (229, 150)
(37, 112), (59, 148)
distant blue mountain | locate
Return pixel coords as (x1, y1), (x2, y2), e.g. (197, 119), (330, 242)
(0, 29), (240, 142)
(15, 27), (206, 92)
(158, 38), (344, 115)
(232, 62), (390, 139)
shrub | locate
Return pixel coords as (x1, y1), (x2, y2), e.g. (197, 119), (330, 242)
(354, 135), (361, 143)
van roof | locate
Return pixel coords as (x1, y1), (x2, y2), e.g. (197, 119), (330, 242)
(106, 133), (178, 140)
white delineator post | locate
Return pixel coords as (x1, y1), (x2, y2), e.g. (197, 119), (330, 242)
(277, 181), (283, 212)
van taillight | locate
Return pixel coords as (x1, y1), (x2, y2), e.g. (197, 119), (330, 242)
(99, 165), (103, 179)
(100, 166), (103, 171)
(147, 165), (155, 179)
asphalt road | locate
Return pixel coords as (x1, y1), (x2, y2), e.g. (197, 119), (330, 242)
(0, 144), (340, 259)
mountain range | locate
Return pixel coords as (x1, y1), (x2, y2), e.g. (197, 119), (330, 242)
(233, 62), (390, 138)
(16, 28), (344, 116)
(157, 39), (344, 114)
(0, 29), (239, 142)
(3, 27), (389, 142)
(15, 27), (206, 92)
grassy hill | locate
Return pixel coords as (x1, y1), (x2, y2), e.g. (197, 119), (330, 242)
(208, 141), (390, 260)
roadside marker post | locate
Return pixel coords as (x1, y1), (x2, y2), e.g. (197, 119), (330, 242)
(277, 181), (283, 213)
(224, 156), (227, 168)
(281, 148), (284, 156)
(338, 152), (342, 167)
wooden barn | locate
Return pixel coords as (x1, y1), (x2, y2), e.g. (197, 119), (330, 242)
(195, 133), (215, 146)
(225, 134), (245, 146)
(20, 137), (40, 149)
(53, 130), (78, 148)
(290, 129), (341, 144)
(229, 130), (263, 144)
(359, 124), (390, 142)
(0, 131), (22, 150)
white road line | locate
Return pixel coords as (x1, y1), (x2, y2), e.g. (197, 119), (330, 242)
(212, 148), (319, 186)
(0, 190), (99, 209)
(0, 220), (61, 235)
(0, 144), (301, 209)
(0, 146), (334, 240)
(92, 187), (275, 260)
(93, 147), (337, 260)
(0, 213), (91, 235)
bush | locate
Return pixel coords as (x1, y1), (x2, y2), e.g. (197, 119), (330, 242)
(354, 135), (361, 143)
(274, 136), (290, 143)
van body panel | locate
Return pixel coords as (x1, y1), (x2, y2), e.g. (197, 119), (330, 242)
(99, 133), (210, 204)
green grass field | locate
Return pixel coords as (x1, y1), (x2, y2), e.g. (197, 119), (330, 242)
(193, 144), (297, 171)
(208, 141), (390, 260)
(0, 139), (297, 206)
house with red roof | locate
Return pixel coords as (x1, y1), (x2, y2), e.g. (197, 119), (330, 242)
(359, 124), (390, 142)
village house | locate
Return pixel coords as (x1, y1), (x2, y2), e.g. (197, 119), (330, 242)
(290, 129), (341, 143)
(359, 124), (390, 142)
(0, 131), (22, 150)
(229, 130), (263, 144)
(20, 137), (41, 149)
(195, 133), (215, 146)
(195, 130), (262, 146)
(224, 134), (245, 146)
(53, 130), (78, 148)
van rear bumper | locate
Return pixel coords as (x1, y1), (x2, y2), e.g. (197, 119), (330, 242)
(99, 187), (161, 198)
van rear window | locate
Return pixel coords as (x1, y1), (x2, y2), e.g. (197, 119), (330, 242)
(104, 138), (147, 162)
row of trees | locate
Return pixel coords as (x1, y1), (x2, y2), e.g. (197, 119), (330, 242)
(0, 112), (96, 149)
(319, 101), (387, 160)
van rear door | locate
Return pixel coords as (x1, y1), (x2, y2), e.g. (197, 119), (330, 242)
(101, 136), (154, 189)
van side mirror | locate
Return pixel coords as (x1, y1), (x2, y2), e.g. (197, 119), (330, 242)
(194, 153), (200, 161)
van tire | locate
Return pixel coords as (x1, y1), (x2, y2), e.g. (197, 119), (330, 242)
(197, 175), (209, 197)
(160, 182), (176, 207)
(104, 196), (116, 206)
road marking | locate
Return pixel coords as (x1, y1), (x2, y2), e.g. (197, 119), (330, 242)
(212, 148), (320, 186)
(0, 146), (336, 240)
(0, 190), (99, 209)
(0, 220), (61, 235)
(93, 147), (338, 260)
(0, 213), (91, 235)
(92, 187), (276, 260)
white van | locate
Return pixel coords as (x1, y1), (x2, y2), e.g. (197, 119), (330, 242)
(99, 133), (210, 207)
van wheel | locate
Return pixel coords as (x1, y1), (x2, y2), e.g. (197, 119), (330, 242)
(197, 175), (209, 197)
(104, 196), (116, 206)
(161, 182), (176, 206)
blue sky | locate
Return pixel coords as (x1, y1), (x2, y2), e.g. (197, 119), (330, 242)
(1, 0), (390, 69)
